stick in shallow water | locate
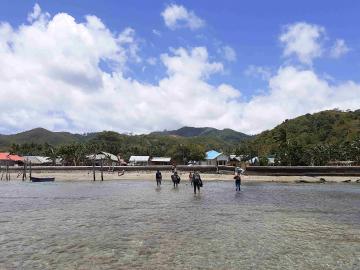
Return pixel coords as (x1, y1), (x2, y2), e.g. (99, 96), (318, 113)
(92, 160), (96, 181)
(101, 159), (104, 181)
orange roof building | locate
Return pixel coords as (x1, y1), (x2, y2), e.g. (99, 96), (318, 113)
(0, 153), (24, 165)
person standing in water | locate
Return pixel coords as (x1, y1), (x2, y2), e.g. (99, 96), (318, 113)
(234, 173), (241, 191)
(192, 171), (202, 194)
(156, 170), (162, 187)
(188, 171), (193, 186)
(171, 171), (181, 188)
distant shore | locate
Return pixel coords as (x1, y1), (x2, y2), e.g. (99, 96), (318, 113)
(2, 170), (360, 183)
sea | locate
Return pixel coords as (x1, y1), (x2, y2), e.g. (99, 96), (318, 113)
(0, 180), (359, 269)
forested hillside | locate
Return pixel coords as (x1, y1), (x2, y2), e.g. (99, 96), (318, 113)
(236, 109), (360, 165)
(151, 127), (250, 143)
(2, 109), (359, 166)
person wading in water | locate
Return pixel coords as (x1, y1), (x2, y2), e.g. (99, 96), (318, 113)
(234, 173), (241, 191)
(192, 171), (202, 194)
(171, 171), (181, 188)
(155, 170), (162, 187)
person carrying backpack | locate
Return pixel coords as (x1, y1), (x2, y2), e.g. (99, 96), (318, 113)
(192, 171), (202, 194)
(234, 173), (241, 191)
(171, 171), (181, 188)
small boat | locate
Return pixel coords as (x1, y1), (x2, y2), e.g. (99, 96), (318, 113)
(30, 176), (55, 182)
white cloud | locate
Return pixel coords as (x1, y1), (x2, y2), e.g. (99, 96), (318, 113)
(27, 3), (50, 23)
(219, 45), (237, 62)
(330, 39), (349, 58)
(161, 47), (223, 79)
(161, 4), (204, 30)
(244, 65), (272, 80)
(239, 66), (360, 133)
(280, 22), (325, 65)
(0, 5), (359, 136)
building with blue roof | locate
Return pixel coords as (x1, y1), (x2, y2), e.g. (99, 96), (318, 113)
(200, 150), (229, 166)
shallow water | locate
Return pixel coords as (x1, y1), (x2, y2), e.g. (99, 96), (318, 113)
(0, 181), (359, 270)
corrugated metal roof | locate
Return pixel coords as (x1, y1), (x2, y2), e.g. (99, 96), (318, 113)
(151, 157), (171, 162)
(129, 156), (150, 162)
(23, 156), (51, 164)
(86, 152), (118, 162)
(229, 155), (241, 161)
(205, 150), (221, 160)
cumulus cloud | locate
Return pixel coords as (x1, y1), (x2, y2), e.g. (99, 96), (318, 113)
(239, 66), (360, 133)
(280, 22), (325, 65)
(27, 3), (50, 23)
(0, 5), (359, 135)
(0, 5), (235, 134)
(330, 39), (349, 58)
(161, 4), (204, 30)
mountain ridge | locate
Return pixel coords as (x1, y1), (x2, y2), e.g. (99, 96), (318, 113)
(150, 126), (250, 142)
(0, 126), (250, 150)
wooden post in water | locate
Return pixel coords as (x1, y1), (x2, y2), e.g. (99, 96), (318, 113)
(25, 162), (27, 180)
(22, 162), (26, 181)
(6, 162), (9, 181)
(29, 161), (32, 179)
(92, 160), (96, 181)
(100, 159), (104, 181)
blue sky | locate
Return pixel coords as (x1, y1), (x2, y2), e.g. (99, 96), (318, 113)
(0, 1), (359, 134)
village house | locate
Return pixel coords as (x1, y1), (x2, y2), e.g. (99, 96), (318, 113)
(150, 157), (172, 165)
(228, 155), (242, 166)
(128, 156), (150, 166)
(86, 151), (120, 166)
(200, 150), (229, 166)
(247, 156), (275, 166)
(23, 156), (53, 166)
(0, 153), (23, 166)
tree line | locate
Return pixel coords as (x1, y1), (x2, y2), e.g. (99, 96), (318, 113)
(8, 132), (209, 165)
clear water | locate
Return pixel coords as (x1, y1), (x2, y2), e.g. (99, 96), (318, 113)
(0, 181), (359, 270)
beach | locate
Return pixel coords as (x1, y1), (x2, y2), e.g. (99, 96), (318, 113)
(3, 169), (360, 183)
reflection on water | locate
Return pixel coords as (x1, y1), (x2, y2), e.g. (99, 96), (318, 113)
(0, 181), (359, 269)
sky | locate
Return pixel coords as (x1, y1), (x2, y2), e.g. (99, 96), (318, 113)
(0, 0), (359, 135)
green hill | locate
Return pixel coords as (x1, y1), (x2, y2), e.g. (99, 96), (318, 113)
(151, 126), (250, 142)
(0, 126), (250, 158)
(0, 128), (91, 149)
(251, 109), (360, 154)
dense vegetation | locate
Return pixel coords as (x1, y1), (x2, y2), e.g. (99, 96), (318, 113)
(235, 109), (360, 165)
(3, 128), (247, 165)
(151, 126), (250, 143)
(2, 109), (360, 166)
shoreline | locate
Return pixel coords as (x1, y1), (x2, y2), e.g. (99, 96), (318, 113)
(2, 170), (360, 183)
